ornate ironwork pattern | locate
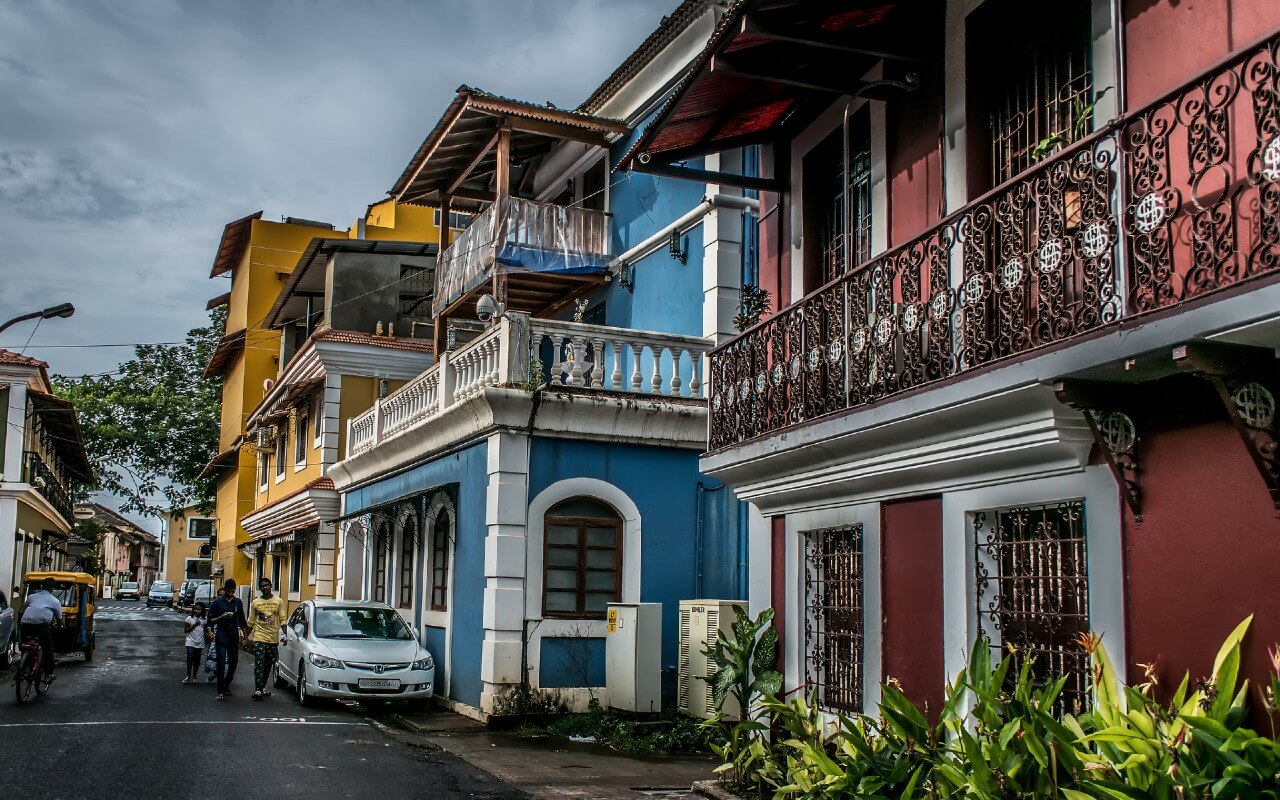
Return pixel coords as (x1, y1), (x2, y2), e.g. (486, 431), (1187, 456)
(802, 524), (863, 714)
(708, 33), (1280, 452)
(974, 501), (1090, 716)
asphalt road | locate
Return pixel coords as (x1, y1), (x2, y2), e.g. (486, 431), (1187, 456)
(0, 600), (525, 800)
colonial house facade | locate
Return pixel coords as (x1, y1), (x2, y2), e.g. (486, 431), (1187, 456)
(328, 0), (753, 719)
(200, 202), (445, 589)
(163, 502), (215, 584)
(0, 350), (93, 596)
(88, 503), (161, 593)
(623, 0), (1280, 718)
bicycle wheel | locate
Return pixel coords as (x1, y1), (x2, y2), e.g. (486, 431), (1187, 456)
(35, 671), (51, 696)
(14, 651), (34, 704)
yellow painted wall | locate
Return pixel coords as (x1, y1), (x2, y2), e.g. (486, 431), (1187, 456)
(255, 411), (324, 507)
(164, 507), (215, 583)
(211, 205), (441, 585)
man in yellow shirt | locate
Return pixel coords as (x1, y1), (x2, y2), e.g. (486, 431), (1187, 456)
(248, 577), (287, 700)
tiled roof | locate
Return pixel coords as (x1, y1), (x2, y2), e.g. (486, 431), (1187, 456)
(314, 329), (435, 353)
(579, 0), (714, 114)
(0, 349), (49, 369)
(208, 211), (263, 278)
(246, 477), (337, 536)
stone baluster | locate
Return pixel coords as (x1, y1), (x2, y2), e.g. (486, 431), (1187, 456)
(567, 335), (586, 387)
(610, 341), (624, 390)
(650, 345), (663, 394)
(630, 343), (644, 392)
(589, 337), (605, 388)
(689, 351), (703, 397)
(669, 347), (683, 396)
(550, 333), (565, 385)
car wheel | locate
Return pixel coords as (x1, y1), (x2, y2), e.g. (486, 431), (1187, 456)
(296, 663), (314, 707)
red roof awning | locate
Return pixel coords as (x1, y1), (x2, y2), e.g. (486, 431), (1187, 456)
(209, 211), (263, 278)
(619, 0), (917, 170)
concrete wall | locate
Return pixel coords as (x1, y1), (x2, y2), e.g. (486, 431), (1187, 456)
(326, 252), (434, 337)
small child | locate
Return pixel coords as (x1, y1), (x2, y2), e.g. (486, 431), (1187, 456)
(183, 602), (206, 684)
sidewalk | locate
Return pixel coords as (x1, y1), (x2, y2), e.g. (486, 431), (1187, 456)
(389, 707), (718, 800)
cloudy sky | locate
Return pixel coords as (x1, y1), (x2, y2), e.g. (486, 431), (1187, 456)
(0, 0), (676, 377)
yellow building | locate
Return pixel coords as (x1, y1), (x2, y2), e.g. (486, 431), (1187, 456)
(201, 202), (445, 595)
(163, 503), (215, 584)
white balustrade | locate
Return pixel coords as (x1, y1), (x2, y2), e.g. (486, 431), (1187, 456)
(530, 319), (709, 399)
(347, 316), (713, 456)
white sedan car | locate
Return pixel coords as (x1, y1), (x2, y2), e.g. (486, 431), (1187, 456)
(276, 600), (435, 708)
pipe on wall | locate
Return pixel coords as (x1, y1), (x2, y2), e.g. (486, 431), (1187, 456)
(610, 193), (761, 271)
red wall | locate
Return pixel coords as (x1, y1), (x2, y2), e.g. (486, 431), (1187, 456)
(770, 515), (788, 675)
(887, 69), (944, 248)
(1124, 0), (1278, 109)
(881, 497), (945, 718)
(1123, 378), (1280, 719)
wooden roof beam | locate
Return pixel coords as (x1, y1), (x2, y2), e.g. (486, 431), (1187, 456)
(445, 127), (503, 196)
(739, 15), (916, 63)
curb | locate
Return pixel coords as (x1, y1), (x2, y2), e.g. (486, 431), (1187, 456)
(387, 713), (430, 734)
(691, 780), (745, 800)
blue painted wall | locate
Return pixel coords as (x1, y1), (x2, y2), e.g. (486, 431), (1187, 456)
(528, 436), (745, 701)
(343, 442), (489, 708)
(539, 637), (606, 689)
(424, 624), (447, 694)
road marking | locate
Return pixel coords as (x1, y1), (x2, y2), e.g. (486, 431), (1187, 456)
(0, 719), (361, 728)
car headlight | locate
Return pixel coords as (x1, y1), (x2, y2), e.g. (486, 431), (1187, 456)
(412, 654), (434, 671)
(308, 653), (342, 669)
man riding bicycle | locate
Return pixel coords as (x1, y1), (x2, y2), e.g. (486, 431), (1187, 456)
(21, 578), (63, 681)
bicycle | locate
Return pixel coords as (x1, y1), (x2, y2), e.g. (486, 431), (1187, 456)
(14, 631), (54, 704)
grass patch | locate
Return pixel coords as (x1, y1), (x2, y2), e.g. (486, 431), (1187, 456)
(517, 703), (714, 755)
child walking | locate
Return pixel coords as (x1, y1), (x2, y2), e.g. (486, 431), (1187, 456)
(183, 602), (206, 684)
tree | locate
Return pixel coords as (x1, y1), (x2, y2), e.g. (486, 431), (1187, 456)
(54, 308), (224, 518)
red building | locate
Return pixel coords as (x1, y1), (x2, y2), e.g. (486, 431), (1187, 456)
(624, 0), (1280, 718)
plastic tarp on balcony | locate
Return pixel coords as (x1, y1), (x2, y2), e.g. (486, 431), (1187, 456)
(433, 197), (610, 316)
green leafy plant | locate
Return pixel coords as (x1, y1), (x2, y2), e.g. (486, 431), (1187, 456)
(1032, 86), (1113, 161)
(705, 606), (783, 718)
(733, 285), (772, 332)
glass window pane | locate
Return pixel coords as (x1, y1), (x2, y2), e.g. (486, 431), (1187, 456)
(546, 548), (579, 567)
(584, 592), (613, 613)
(547, 525), (579, 546)
(586, 526), (617, 547)
(545, 591), (578, 613)
(546, 568), (579, 590)
(584, 570), (616, 591)
(585, 549), (615, 569)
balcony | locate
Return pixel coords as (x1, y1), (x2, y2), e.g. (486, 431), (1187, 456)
(23, 450), (75, 524)
(432, 196), (612, 319)
(349, 315), (712, 456)
(709, 31), (1280, 451)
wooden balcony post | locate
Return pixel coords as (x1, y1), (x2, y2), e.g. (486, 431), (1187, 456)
(493, 125), (511, 307)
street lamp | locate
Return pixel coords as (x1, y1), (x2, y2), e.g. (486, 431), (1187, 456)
(0, 302), (75, 336)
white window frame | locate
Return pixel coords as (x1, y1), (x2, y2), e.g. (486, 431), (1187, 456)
(186, 517), (215, 541)
(258, 451), (269, 492)
(312, 394), (323, 447)
(294, 410), (308, 471)
(940, 465), (1125, 697)
(274, 430), (287, 483)
(307, 535), (318, 585)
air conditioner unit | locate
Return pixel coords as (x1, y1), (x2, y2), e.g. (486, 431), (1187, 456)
(678, 599), (748, 720)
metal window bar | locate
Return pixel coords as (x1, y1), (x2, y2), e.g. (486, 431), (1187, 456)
(989, 12), (1094, 186)
(974, 500), (1090, 715)
(803, 524), (863, 714)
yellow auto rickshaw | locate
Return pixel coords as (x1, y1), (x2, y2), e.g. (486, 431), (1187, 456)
(22, 571), (96, 661)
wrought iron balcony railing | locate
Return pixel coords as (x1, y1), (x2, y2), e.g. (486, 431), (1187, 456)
(709, 31), (1280, 451)
(23, 450), (76, 524)
(348, 315), (711, 456)
(432, 196), (611, 317)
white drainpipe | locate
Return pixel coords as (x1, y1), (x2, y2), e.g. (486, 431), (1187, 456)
(610, 193), (760, 271)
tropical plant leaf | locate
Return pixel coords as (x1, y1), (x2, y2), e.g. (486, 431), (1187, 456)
(751, 669), (783, 699)
(755, 625), (778, 671)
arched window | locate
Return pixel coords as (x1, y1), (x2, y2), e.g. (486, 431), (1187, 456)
(398, 515), (416, 609)
(374, 520), (390, 604)
(543, 497), (622, 619)
(430, 508), (451, 611)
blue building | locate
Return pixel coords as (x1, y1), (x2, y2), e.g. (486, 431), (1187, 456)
(328, 0), (760, 719)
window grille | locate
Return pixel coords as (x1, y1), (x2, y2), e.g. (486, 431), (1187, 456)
(982, 1), (1094, 186)
(543, 497), (622, 619)
(294, 411), (308, 465)
(973, 500), (1090, 714)
(802, 524), (863, 713)
(373, 522), (390, 604)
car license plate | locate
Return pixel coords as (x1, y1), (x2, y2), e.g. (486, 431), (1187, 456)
(358, 678), (400, 689)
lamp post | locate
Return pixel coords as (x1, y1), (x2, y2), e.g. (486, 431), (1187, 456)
(0, 303), (75, 337)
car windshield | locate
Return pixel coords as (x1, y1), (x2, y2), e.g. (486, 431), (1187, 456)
(152, 582), (173, 591)
(26, 583), (77, 605)
(313, 607), (413, 640)
(122, 582), (138, 589)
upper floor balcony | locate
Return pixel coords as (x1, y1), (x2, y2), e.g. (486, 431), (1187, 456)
(432, 195), (612, 322)
(348, 314), (712, 456)
(24, 450), (75, 525)
(706, 29), (1280, 451)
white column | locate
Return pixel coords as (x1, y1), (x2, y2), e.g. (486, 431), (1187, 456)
(702, 151), (746, 346)
(0, 497), (18, 598)
(4, 383), (27, 481)
(315, 521), (337, 599)
(480, 430), (529, 715)
(321, 373), (342, 464)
